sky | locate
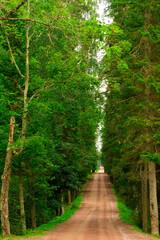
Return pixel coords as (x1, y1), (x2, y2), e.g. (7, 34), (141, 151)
(97, 1), (112, 24)
(95, 1), (112, 151)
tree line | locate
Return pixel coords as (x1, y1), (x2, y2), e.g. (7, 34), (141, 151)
(101, 0), (160, 236)
(0, 0), (101, 236)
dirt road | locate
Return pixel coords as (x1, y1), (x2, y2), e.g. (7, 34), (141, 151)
(24, 167), (153, 240)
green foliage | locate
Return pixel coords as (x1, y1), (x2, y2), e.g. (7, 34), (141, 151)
(117, 201), (138, 225)
(111, 184), (138, 225)
(0, 0), (102, 236)
(0, 193), (83, 240)
(26, 193), (83, 235)
(101, 0), (160, 234)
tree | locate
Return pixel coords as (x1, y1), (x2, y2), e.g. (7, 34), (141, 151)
(101, 0), (160, 235)
(1, 117), (15, 236)
(0, 0), (101, 235)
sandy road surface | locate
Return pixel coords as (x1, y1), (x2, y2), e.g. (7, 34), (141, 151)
(23, 167), (153, 240)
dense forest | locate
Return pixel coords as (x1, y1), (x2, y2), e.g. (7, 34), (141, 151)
(0, 0), (160, 238)
(101, 0), (160, 236)
(0, 0), (102, 236)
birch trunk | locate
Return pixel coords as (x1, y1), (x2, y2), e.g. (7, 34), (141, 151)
(60, 192), (64, 215)
(18, 0), (30, 233)
(141, 163), (149, 232)
(19, 163), (26, 233)
(22, 0), (29, 140)
(149, 162), (159, 235)
(68, 191), (71, 204)
(1, 117), (15, 236)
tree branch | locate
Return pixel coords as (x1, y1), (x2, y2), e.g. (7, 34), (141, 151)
(29, 30), (45, 48)
(29, 81), (65, 103)
(28, 79), (52, 103)
(0, 17), (58, 28)
(1, 0), (27, 19)
(0, 18), (74, 40)
(12, 79), (24, 93)
(1, 23), (25, 79)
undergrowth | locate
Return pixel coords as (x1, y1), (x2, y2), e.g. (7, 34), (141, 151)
(2, 194), (83, 240)
(2, 174), (93, 240)
(112, 186), (138, 226)
(112, 186), (158, 239)
(117, 201), (137, 225)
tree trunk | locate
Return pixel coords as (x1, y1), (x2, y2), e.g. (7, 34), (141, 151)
(144, 3), (159, 236)
(72, 190), (76, 202)
(1, 116), (15, 236)
(68, 190), (71, 204)
(149, 161), (159, 235)
(60, 192), (64, 215)
(29, 173), (36, 228)
(31, 199), (36, 228)
(56, 208), (60, 216)
(19, 163), (26, 233)
(141, 163), (149, 232)
(16, 1), (30, 233)
(22, 0), (30, 140)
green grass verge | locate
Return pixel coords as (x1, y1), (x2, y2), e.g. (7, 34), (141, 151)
(117, 201), (137, 225)
(2, 174), (93, 240)
(131, 225), (143, 232)
(111, 186), (137, 225)
(112, 186), (157, 239)
(2, 194), (83, 240)
(131, 226), (160, 239)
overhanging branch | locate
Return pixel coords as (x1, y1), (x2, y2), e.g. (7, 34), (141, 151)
(1, 22), (25, 79)
(0, 17), (58, 28)
(1, 0), (27, 19)
(0, 18), (75, 40)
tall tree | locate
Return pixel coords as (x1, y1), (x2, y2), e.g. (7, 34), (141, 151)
(0, 0), (101, 235)
(1, 117), (15, 236)
(101, 0), (160, 235)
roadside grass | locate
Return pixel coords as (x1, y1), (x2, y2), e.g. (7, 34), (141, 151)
(117, 201), (137, 225)
(112, 186), (158, 239)
(2, 196), (82, 240)
(111, 186), (137, 226)
(1, 174), (93, 240)
(131, 226), (160, 239)
(2, 195), (83, 240)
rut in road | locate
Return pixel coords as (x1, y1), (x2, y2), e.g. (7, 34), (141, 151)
(22, 167), (154, 240)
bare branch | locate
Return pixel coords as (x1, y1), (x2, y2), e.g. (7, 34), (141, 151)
(116, 96), (139, 104)
(60, 17), (80, 43)
(131, 36), (143, 55)
(12, 79), (24, 93)
(29, 30), (45, 48)
(0, 18), (74, 40)
(0, 17), (58, 27)
(1, 23), (25, 79)
(29, 81), (65, 103)
(29, 31), (35, 41)
(28, 79), (50, 103)
(1, 0), (27, 19)
(47, 32), (55, 47)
